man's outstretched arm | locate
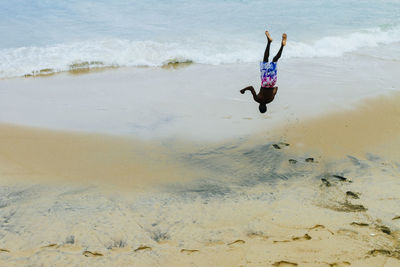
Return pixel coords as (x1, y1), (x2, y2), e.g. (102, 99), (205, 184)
(240, 86), (259, 102)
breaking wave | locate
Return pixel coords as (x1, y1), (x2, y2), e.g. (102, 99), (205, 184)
(0, 25), (399, 78)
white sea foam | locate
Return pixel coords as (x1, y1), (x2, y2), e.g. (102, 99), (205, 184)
(287, 25), (400, 58)
(0, 25), (399, 78)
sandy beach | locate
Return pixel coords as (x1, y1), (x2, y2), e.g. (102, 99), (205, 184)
(1, 76), (400, 266)
(1, 1), (400, 265)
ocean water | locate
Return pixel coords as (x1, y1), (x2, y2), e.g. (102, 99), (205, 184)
(0, 0), (399, 78)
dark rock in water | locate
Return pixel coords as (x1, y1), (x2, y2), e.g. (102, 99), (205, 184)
(272, 143), (290, 150)
(305, 157), (314, 162)
(321, 178), (331, 187)
(332, 175), (349, 181)
(392, 216), (400, 220)
(377, 225), (391, 235)
(351, 222), (369, 227)
(346, 191), (359, 199)
(273, 144), (281, 149)
(288, 159), (297, 164)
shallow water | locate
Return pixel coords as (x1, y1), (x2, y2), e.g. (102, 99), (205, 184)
(0, 0), (399, 78)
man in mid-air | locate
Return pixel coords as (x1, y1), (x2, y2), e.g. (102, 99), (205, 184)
(240, 31), (287, 113)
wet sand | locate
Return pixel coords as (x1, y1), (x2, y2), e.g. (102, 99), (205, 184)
(0, 124), (195, 190)
(0, 93), (400, 266)
(278, 92), (400, 159)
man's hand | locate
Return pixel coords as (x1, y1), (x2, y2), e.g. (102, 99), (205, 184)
(240, 86), (254, 94)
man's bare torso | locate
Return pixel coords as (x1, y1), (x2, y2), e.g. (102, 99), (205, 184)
(240, 86), (278, 105)
(257, 87), (278, 104)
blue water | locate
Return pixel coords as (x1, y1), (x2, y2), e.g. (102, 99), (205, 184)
(0, 0), (399, 77)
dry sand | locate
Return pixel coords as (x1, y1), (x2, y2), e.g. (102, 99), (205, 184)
(0, 93), (400, 266)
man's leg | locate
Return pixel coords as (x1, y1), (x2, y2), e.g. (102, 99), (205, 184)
(263, 31), (273, 62)
(273, 33), (287, 62)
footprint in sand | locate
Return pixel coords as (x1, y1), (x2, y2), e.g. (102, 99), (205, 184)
(336, 229), (358, 237)
(325, 201), (367, 212)
(346, 191), (360, 199)
(321, 175), (352, 186)
(368, 249), (400, 259)
(134, 245), (152, 252)
(376, 225), (391, 235)
(272, 260), (298, 266)
(180, 249), (199, 254)
(292, 234), (311, 241)
(227, 240), (245, 246)
(308, 224), (325, 230)
(40, 243), (58, 249)
(326, 262), (351, 267)
(274, 234), (311, 243)
(247, 231), (269, 240)
(350, 222), (369, 227)
(307, 224), (335, 236)
(83, 251), (104, 257)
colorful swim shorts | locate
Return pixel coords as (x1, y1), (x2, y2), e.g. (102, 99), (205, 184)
(260, 61), (277, 88)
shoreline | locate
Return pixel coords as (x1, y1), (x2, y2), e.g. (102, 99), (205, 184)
(1, 54), (399, 141)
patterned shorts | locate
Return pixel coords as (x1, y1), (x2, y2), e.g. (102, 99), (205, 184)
(260, 61), (277, 88)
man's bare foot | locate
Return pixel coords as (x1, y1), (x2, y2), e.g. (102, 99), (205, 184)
(265, 31), (273, 42)
(282, 33), (287, 46)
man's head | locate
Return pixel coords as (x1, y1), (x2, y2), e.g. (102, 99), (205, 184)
(259, 103), (267, 113)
